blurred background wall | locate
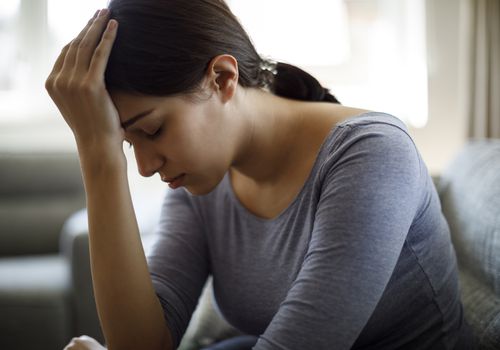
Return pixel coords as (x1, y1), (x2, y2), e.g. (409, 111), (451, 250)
(0, 0), (490, 190)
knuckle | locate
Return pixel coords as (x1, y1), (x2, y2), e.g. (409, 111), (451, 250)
(93, 48), (104, 60)
(45, 76), (55, 91)
(51, 76), (65, 90)
(53, 77), (67, 91)
(67, 80), (80, 93)
(78, 39), (90, 50)
(80, 82), (97, 94)
(70, 38), (82, 47)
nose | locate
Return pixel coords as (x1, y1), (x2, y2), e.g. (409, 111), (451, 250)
(134, 145), (163, 178)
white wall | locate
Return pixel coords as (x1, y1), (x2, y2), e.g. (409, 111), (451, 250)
(0, 0), (471, 178)
(409, 0), (469, 175)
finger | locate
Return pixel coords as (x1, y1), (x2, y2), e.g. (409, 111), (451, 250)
(75, 9), (112, 74)
(48, 43), (71, 78)
(46, 10), (98, 96)
(88, 19), (118, 79)
(60, 10), (100, 74)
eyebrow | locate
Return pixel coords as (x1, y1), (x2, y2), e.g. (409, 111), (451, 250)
(121, 109), (155, 130)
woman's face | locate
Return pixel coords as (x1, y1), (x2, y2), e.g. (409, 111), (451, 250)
(110, 90), (237, 195)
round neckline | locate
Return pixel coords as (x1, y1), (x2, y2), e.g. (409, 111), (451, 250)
(223, 111), (393, 223)
(224, 119), (342, 224)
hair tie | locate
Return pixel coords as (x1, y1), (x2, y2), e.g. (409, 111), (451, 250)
(258, 57), (278, 91)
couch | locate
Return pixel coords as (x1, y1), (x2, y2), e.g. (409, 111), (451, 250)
(0, 152), (91, 350)
(435, 139), (500, 349)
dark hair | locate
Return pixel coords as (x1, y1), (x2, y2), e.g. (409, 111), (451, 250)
(105, 0), (340, 104)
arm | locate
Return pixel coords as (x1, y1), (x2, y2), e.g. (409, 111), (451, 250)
(254, 123), (422, 349)
(147, 188), (210, 349)
(80, 151), (171, 350)
(45, 9), (171, 350)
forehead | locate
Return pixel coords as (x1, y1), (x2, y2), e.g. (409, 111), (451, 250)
(110, 91), (190, 123)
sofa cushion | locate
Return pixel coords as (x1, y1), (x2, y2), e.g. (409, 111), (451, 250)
(0, 152), (85, 256)
(437, 139), (500, 348)
(459, 270), (500, 348)
(0, 255), (72, 350)
(0, 152), (83, 197)
(0, 196), (85, 256)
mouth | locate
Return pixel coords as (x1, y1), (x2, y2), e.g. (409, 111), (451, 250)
(163, 173), (186, 189)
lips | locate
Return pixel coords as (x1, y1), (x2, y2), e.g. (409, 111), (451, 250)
(166, 173), (186, 189)
(162, 173), (186, 189)
(163, 174), (184, 183)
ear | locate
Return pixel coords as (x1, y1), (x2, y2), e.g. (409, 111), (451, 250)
(204, 54), (239, 103)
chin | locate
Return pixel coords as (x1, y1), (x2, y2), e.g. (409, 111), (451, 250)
(185, 172), (225, 196)
(184, 184), (215, 196)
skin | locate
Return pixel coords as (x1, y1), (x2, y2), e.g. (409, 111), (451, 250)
(111, 55), (369, 214)
(48, 7), (370, 350)
(48, 9), (170, 350)
(111, 64), (314, 196)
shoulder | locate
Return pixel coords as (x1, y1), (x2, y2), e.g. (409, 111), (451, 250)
(323, 112), (417, 158)
(315, 112), (423, 186)
(333, 112), (412, 144)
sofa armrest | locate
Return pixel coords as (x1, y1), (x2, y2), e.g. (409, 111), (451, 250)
(59, 209), (104, 343)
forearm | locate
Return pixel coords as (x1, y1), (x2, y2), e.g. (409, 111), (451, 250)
(45, 9), (172, 350)
(79, 149), (172, 350)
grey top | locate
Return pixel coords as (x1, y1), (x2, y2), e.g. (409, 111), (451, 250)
(147, 112), (472, 349)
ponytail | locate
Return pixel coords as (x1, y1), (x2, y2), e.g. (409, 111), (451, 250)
(258, 60), (340, 104)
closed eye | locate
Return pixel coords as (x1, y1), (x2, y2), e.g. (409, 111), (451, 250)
(147, 126), (163, 140)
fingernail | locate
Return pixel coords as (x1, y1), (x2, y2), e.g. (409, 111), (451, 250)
(99, 8), (109, 17)
(108, 20), (117, 30)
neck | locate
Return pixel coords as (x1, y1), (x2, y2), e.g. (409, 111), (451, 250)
(229, 87), (306, 187)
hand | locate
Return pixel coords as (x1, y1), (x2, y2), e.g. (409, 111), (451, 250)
(45, 9), (123, 151)
(63, 335), (107, 350)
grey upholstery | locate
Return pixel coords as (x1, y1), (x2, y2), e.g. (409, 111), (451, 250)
(436, 139), (500, 349)
(0, 152), (86, 350)
(59, 209), (105, 344)
(0, 153), (84, 256)
(0, 255), (71, 349)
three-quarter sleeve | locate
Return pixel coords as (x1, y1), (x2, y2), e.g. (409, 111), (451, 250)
(146, 187), (210, 348)
(254, 123), (423, 349)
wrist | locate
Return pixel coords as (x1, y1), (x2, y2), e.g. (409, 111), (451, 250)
(77, 142), (128, 175)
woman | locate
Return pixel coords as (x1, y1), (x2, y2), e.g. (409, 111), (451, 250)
(47, 1), (475, 349)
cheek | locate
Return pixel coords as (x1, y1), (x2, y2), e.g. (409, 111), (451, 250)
(191, 131), (230, 171)
(189, 128), (233, 187)
(167, 105), (233, 178)
(182, 115), (227, 156)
